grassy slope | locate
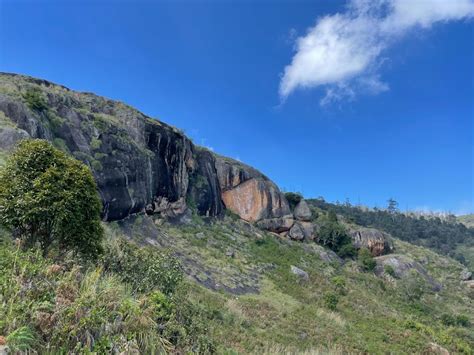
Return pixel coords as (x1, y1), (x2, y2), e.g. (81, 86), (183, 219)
(111, 213), (474, 354)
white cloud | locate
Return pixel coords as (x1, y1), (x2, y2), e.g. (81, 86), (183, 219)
(280, 0), (474, 104)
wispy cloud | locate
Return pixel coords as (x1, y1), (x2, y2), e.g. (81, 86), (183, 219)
(279, 0), (474, 105)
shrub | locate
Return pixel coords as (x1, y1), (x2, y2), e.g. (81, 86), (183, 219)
(22, 89), (48, 112)
(384, 264), (396, 277)
(440, 313), (470, 327)
(357, 248), (376, 272)
(149, 290), (174, 321)
(101, 238), (183, 294)
(285, 192), (302, 210)
(90, 137), (102, 150)
(315, 214), (354, 257)
(324, 292), (339, 311)
(0, 139), (103, 259)
(6, 326), (37, 352)
(331, 276), (347, 295)
(399, 270), (428, 302)
(337, 242), (357, 258)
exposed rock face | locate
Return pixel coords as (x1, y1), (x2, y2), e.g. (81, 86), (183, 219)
(288, 222), (305, 240)
(460, 269), (472, 281)
(215, 155), (262, 191)
(217, 156), (291, 222)
(187, 148), (224, 217)
(425, 343), (450, 355)
(290, 265), (309, 281)
(299, 221), (315, 240)
(375, 254), (442, 291)
(348, 227), (393, 256)
(294, 200), (312, 221)
(0, 73), (287, 224)
(256, 215), (294, 233)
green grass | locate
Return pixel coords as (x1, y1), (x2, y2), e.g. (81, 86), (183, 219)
(0, 233), (217, 353)
(114, 214), (474, 354)
(1, 211), (473, 353)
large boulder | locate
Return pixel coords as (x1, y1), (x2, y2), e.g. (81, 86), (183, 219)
(294, 200), (312, 221)
(460, 269), (472, 281)
(348, 227), (393, 256)
(216, 155), (290, 223)
(256, 215), (294, 233)
(288, 223), (305, 241)
(375, 254), (442, 291)
(299, 221), (315, 240)
(290, 265), (309, 281)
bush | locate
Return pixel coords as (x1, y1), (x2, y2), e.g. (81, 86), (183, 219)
(285, 192), (302, 210)
(384, 265), (396, 277)
(358, 248), (376, 272)
(0, 139), (103, 259)
(324, 292), (339, 311)
(315, 214), (354, 258)
(337, 243), (357, 258)
(440, 313), (470, 327)
(23, 89), (48, 112)
(101, 238), (183, 295)
(331, 276), (347, 295)
(0, 237), (212, 353)
(399, 270), (428, 302)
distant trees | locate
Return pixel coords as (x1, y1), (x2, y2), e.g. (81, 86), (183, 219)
(308, 198), (474, 261)
(387, 198), (399, 214)
(0, 139), (103, 259)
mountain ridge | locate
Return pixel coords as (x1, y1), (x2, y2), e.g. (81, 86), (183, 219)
(0, 72), (290, 228)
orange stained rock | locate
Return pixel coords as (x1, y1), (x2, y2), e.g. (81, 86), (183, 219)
(221, 179), (268, 222)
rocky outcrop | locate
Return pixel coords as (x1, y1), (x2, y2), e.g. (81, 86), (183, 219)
(256, 215), (294, 233)
(375, 254), (442, 291)
(290, 265), (309, 281)
(348, 227), (393, 256)
(288, 223), (305, 240)
(294, 200), (312, 221)
(0, 73), (289, 225)
(216, 155), (291, 222)
(299, 221), (315, 240)
(187, 148), (224, 217)
(460, 269), (472, 281)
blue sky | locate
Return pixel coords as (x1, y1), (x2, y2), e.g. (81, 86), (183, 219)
(1, 0), (473, 214)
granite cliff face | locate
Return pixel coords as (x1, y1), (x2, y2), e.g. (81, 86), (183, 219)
(216, 155), (290, 222)
(0, 73), (287, 225)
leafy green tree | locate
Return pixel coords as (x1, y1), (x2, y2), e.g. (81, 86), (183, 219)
(0, 139), (103, 258)
(315, 213), (354, 257)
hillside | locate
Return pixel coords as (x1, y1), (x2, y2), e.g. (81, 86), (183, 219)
(307, 198), (474, 266)
(0, 73), (473, 354)
(459, 214), (474, 228)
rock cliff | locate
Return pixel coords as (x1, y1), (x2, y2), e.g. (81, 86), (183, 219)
(0, 73), (287, 225)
